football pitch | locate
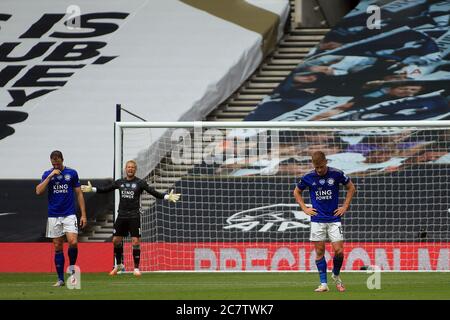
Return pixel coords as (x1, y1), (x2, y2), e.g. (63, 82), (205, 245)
(1, 272), (449, 300)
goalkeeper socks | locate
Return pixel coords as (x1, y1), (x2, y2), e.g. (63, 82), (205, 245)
(54, 251), (65, 282)
(68, 247), (78, 267)
(114, 244), (123, 265)
(333, 254), (344, 276)
(133, 245), (140, 269)
(315, 256), (328, 284)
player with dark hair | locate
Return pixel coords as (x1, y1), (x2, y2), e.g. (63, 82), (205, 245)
(81, 160), (180, 276)
(293, 151), (356, 292)
(36, 150), (87, 287)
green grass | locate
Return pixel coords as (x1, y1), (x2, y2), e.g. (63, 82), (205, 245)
(1, 272), (449, 300)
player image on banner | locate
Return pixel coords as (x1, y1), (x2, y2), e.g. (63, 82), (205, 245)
(312, 89), (450, 122)
(239, 0), (450, 178)
(309, 26), (441, 64)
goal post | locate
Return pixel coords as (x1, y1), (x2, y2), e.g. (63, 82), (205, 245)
(114, 121), (450, 272)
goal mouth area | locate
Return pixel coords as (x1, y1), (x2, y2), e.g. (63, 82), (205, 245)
(114, 121), (450, 272)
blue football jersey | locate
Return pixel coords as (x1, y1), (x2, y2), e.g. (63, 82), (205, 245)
(41, 167), (81, 217)
(297, 167), (350, 223)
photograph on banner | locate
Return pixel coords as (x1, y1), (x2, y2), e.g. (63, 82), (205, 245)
(246, 53), (450, 122)
(237, 0), (450, 177)
(211, 129), (450, 177)
(308, 0), (449, 59)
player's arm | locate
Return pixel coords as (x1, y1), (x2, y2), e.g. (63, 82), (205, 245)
(334, 180), (356, 216)
(36, 169), (60, 195)
(293, 186), (317, 216)
(142, 181), (180, 203)
(74, 187), (87, 228)
(81, 180), (117, 193)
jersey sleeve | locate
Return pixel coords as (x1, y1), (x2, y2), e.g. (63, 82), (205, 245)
(97, 180), (120, 193)
(72, 170), (81, 188)
(338, 170), (351, 185)
(297, 176), (309, 190)
(41, 171), (50, 182)
(141, 180), (165, 199)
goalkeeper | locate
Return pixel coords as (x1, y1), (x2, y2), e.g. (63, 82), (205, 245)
(81, 160), (180, 276)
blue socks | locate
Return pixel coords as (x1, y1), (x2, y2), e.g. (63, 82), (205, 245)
(68, 247), (78, 267)
(315, 256), (327, 284)
(55, 247), (78, 282)
(54, 251), (65, 282)
(333, 254), (344, 276)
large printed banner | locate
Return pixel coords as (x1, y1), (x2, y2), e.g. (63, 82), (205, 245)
(155, 168), (450, 243)
(0, 0), (289, 179)
(1, 242), (448, 272)
(139, 242), (450, 271)
(240, 0), (450, 176)
(246, 0), (450, 124)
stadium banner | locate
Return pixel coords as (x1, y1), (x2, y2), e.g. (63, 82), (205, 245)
(153, 168), (450, 243)
(0, 243), (112, 272)
(0, 0), (289, 179)
(1, 242), (448, 272)
(245, 0), (450, 124)
(178, 242), (450, 271)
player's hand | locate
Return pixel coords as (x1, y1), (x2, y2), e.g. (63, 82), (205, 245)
(81, 181), (93, 193)
(49, 169), (61, 177)
(334, 206), (348, 216)
(303, 207), (317, 216)
(165, 189), (180, 203)
(79, 216), (87, 229)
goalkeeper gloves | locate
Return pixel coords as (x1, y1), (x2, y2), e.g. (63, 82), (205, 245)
(164, 189), (180, 203)
(81, 181), (96, 193)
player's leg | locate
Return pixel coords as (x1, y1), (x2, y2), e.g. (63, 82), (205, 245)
(310, 222), (329, 292)
(131, 237), (141, 276)
(53, 237), (65, 286)
(130, 216), (142, 276)
(313, 241), (329, 292)
(47, 217), (65, 286)
(110, 235), (124, 275)
(109, 217), (127, 275)
(329, 222), (345, 292)
(63, 215), (79, 273)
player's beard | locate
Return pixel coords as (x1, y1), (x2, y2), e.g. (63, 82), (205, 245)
(53, 163), (63, 171)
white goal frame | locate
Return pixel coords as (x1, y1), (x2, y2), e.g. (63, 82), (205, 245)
(114, 121), (450, 272)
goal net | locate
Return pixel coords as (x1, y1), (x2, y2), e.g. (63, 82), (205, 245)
(115, 121), (450, 272)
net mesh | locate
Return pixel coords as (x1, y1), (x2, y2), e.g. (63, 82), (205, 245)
(117, 124), (450, 271)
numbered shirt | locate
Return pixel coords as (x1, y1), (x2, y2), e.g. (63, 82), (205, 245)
(297, 167), (350, 223)
(41, 167), (81, 217)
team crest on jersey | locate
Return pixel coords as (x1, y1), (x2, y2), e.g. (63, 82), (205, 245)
(327, 178), (335, 186)
(131, 183), (137, 188)
(64, 174), (71, 181)
(319, 179), (326, 185)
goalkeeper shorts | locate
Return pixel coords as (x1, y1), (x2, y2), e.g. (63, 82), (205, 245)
(310, 222), (343, 242)
(113, 216), (141, 237)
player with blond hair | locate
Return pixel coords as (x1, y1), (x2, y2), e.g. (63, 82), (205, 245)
(81, 160), (180, 276)
(294, 151), (356, 292)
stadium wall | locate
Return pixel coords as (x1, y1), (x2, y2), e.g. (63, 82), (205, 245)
(0, 243), (112, 272)
(1, 242), (448, 272)
(0, 179), (113, 242)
